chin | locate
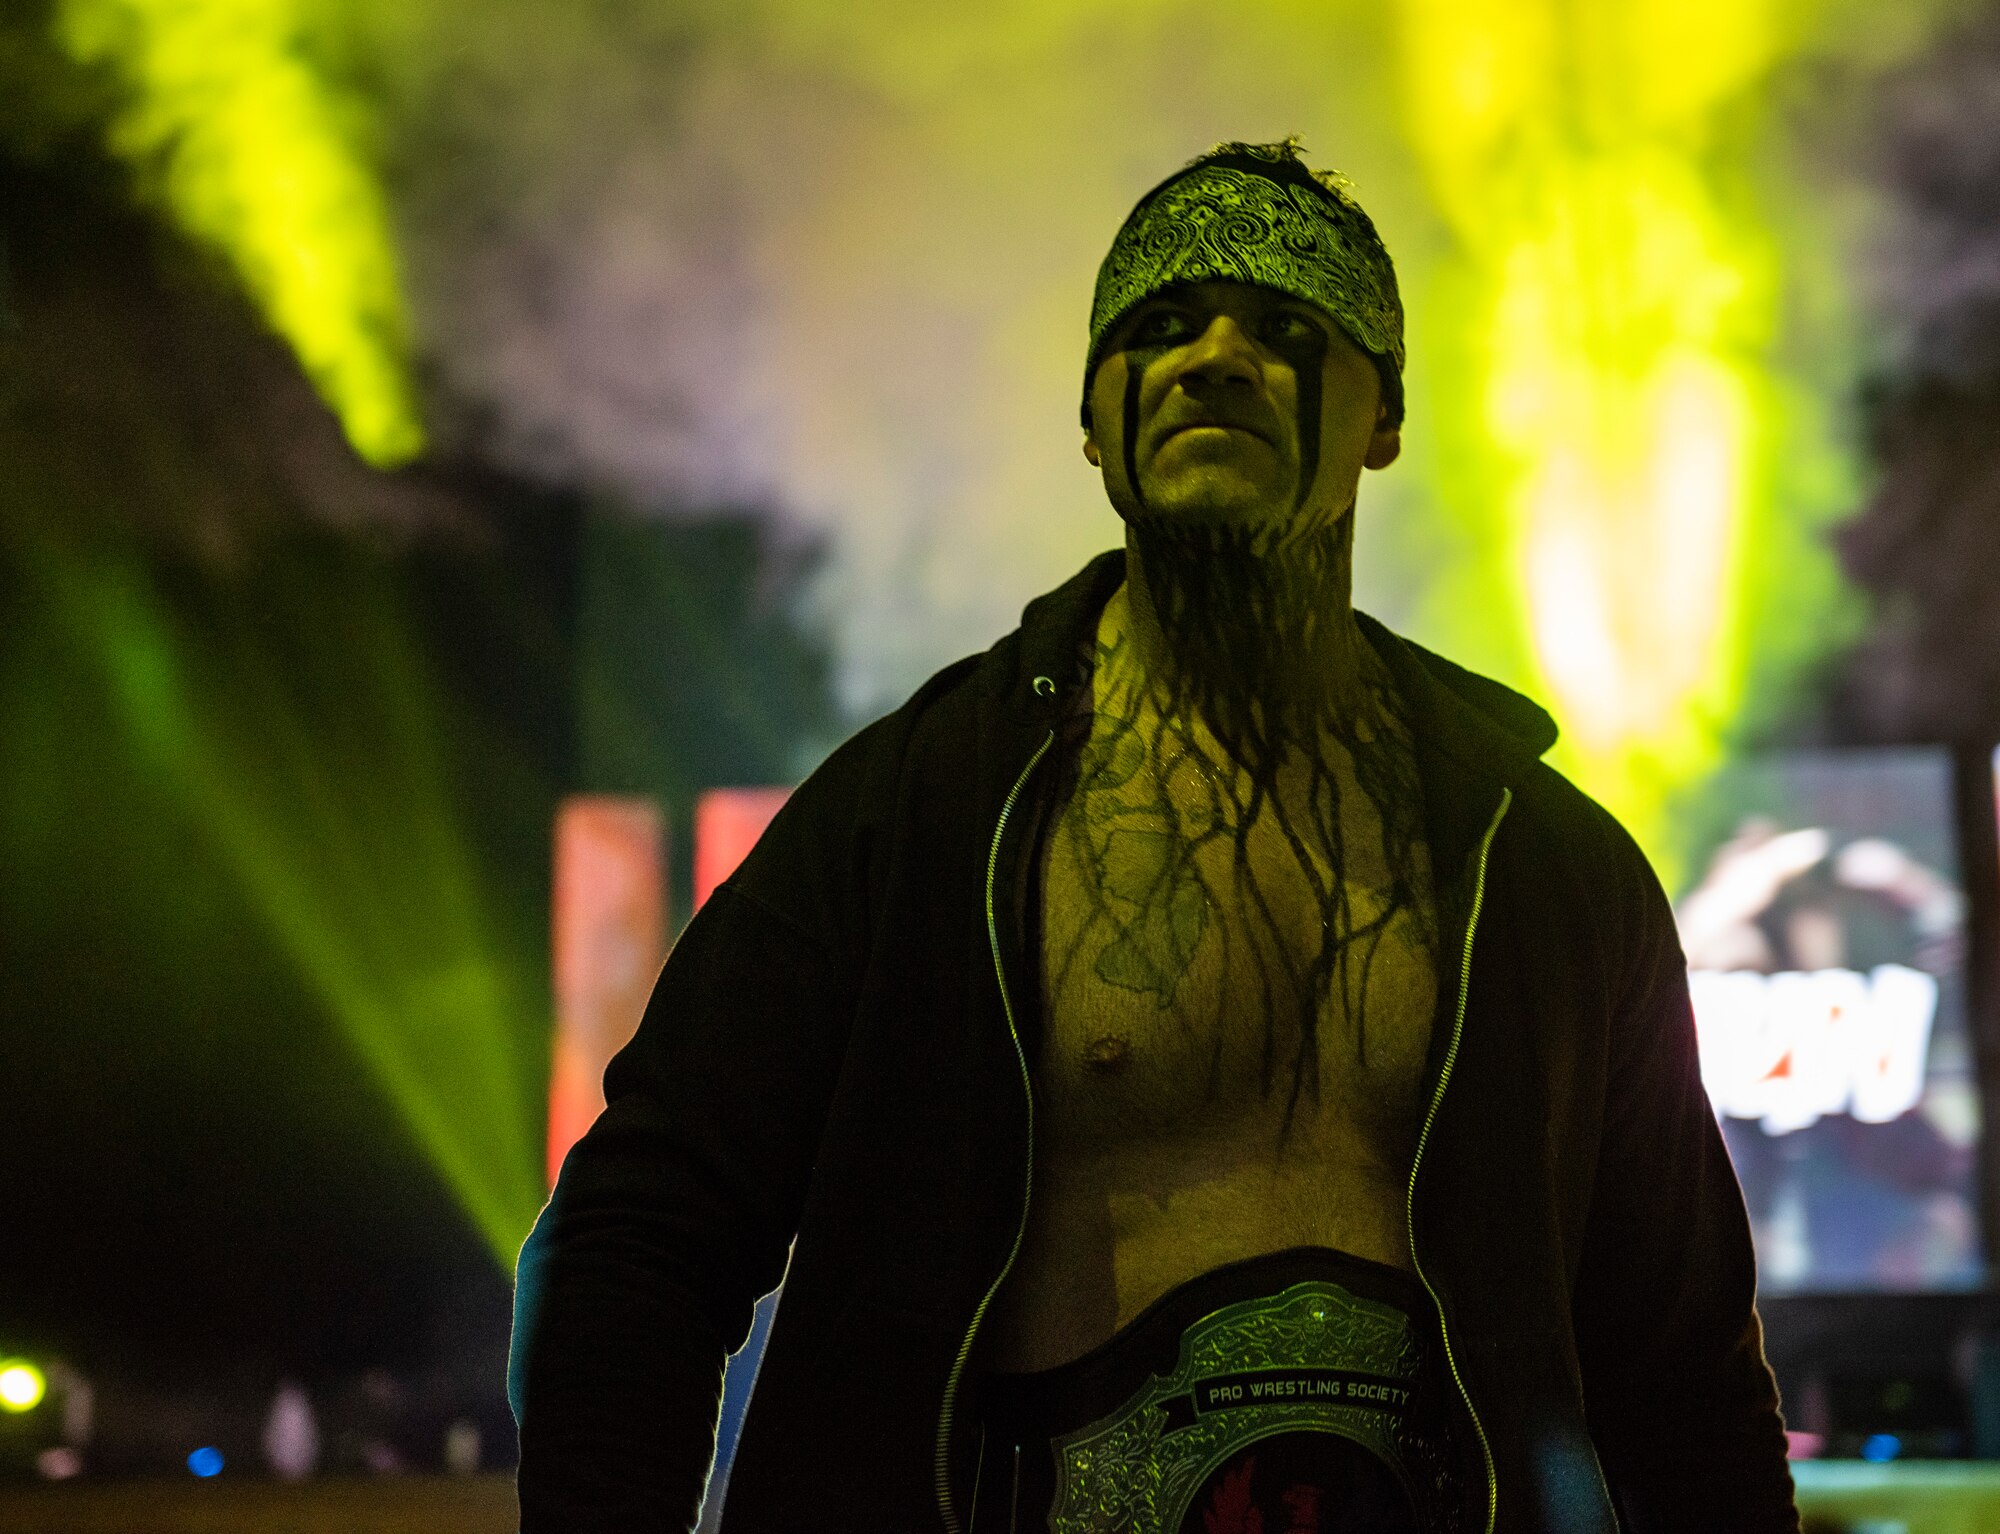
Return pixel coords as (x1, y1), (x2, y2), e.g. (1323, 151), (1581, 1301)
(1130, 475), (1289, 544)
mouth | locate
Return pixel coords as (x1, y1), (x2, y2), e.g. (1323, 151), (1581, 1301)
(1161, 422), (1268, 446)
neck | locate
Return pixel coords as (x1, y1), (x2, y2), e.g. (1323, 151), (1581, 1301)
(1107, 514), (1367, 762)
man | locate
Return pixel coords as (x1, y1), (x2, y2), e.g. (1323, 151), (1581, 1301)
(512, 139), (1799, 1533)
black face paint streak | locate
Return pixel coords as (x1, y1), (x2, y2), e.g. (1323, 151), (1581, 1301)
(1111, 305), (1328, 529)
(1121, 357), (1149, 518)
(1284, 327), (1326, 516)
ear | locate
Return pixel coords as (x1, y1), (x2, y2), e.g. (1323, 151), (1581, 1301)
(1363, 407), (1401, 471)
(1082, 354), (1124, 470)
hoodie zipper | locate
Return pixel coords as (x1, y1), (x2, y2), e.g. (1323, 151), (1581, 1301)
(1407, 786), (1511, 1534)
(935, 729), (1055, 1534)
(940, 737), (1507, 1531)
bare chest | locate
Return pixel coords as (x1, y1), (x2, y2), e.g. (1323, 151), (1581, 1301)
(1035, 718), (1440, 1168)
(983, 618), (1447, 1369)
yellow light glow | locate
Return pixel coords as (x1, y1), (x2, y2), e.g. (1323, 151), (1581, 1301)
(1392, 0), (1820, 864)
(57, 0), (424, 467)
(0, 1363), (46, 1413)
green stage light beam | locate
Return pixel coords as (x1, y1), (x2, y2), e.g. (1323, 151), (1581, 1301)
(35, 537), (546, 1267)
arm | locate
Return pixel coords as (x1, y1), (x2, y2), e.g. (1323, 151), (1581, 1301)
(1569, 832), (1799, 1533)
(510, 878), (855, 1532)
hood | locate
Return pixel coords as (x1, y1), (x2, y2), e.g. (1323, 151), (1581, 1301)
(1013, 550), (1560, 775)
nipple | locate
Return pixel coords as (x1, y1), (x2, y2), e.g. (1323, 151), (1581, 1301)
(1082, 1034), (1132, 1072)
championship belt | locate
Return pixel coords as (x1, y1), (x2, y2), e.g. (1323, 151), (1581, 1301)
(975, 1250), (1467, 1534)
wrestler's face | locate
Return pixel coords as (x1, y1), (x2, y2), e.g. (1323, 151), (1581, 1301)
(1083, 280), (1400, 546)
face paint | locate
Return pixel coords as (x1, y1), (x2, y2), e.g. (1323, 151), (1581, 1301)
(1278, 324), (1326, 517)
(1097, 517), (1438, 1122)
(1120, 359), (1149, 518)
(1113, 303), (1331, 529)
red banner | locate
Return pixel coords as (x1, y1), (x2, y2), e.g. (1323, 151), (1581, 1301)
(548, 797), (666, 1186)
(693, 788), (791, 912)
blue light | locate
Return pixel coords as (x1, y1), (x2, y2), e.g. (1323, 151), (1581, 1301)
(187, 1446), (224, 1478)
(1859, 1433), (1902, 1463)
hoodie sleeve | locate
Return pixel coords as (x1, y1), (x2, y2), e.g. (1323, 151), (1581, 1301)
(1569, 823), (1800, 1534)
(509, 724), (885, 1534)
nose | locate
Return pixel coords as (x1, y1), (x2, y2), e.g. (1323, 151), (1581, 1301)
(1176, 315), (1260, 393)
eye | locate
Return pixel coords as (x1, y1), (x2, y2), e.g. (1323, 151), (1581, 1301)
(1259, 310), (1315, 341)
(1132, 307), (1191, 343)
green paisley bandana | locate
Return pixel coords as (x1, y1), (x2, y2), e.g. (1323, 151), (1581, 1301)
(1083, 138), (1405, 426)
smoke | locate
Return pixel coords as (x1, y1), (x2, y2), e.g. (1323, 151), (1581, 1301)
(52, 0), (1977, 767)
(54, 0), (423, 467)
(347, 0), (1426, 715)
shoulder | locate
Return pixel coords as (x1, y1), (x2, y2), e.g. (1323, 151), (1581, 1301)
(1512, 761), (1652, 879)
(1507, 759), (1686, 1007)
(778, 648), (997, 820)
(720, 643), (1003, 947)
(762, 548), (1120, 823)
(725, 552), (1120, 946)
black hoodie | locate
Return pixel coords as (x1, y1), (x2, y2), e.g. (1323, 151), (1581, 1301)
(511, 551), (1799, 1533)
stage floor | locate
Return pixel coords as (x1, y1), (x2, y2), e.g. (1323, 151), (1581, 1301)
(0, 1464), (1996, 1531)
(1792, 1460), (2000, 1533)
(0, 1475), (517, 1533)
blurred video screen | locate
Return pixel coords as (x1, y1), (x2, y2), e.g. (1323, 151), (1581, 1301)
(1674, 748), (1983, 1294)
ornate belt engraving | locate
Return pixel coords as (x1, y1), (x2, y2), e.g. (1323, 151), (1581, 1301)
(1047, 1279), (1461, 1534)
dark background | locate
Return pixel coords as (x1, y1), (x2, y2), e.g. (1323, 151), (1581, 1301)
(0, 58), (837, 1468)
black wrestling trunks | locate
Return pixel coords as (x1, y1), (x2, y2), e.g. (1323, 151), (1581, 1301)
(971, 1247), (1470, 1534)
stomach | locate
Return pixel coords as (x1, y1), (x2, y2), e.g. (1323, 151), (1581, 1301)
(983, 1118), (1417, 1373)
